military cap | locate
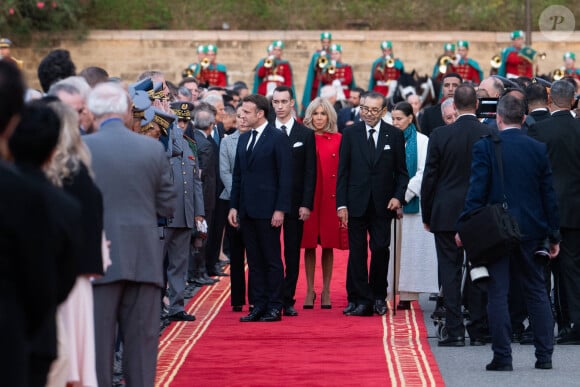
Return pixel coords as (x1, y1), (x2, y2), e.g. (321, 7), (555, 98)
(206, 44), (218, 53)
(320, 32), (332, 40)
(170, 101), (194, 120)
(380, 41), (393, 50)
(132, 90), (152, 119)
(140, 107), (156, 133)
(457, 40), (469, 48)
(152, 108), (176, 137)
(511, 30), (524, 40)
(197, 45), (206, 54)
(443, 42), (456, 52)
(329, 44), (342, 53)
(0, 38), (12, 48)
(272, 40), (284, 49)
(563, 51), (576, 61)
(151, 81), (166, 100)
(266, 44), (273, 53)
(129, 77), (154, 99)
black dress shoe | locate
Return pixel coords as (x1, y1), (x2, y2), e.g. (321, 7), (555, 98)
(167, 311), (196, 322)
(346, 304), (373, 316)
(374, 300), (387, 316)
(259, 309), (282, 322)
(397, 301), (411, 310)
(240, 308), (263, 322)
(232, 305), (243, 312)
(208, 270), (229, 277)
(283, 306), (298, 316)
(470, 337), (486, 346)
(556, 330), (580, 345)
(438, 336), (465, 347)
(535, 360), (552, 369)
(343, 302), (357, 315)
(485, 360), (513, 371)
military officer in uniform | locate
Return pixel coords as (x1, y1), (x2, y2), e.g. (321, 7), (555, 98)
(198, 44), (228, 88)
(368, 41), (404, 96)
(498, 30), (533, 79)
(319, 44), (356, 99)
(302, 32), (333, 115)
(253, 40), (295, 97)
(0, 37), (23, 68)
(452, 40), (483, 85)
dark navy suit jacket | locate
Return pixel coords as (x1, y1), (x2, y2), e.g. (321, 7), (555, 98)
(462, 129), (560, 242)
(230, 124), (292, 219)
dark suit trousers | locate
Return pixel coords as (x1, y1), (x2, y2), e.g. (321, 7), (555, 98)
(487, 240), (554, 364)
(0, 296), (29, 387)
(226, 219), (248, 306)
(93, 281), (161, 387)
(347, 202), (392, 305)
(282, 216), (304, 307)
(560, 228), (580, 328)
(205, 198), (229, 272)
(240, 217), (284, 311)
(434, 232), (465, 338)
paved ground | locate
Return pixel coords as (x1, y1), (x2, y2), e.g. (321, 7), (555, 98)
(419, 294), (580, 386)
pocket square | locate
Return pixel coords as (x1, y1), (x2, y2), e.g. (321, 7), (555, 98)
(293, 142), (304, 148)
(383, 145), (391, 150)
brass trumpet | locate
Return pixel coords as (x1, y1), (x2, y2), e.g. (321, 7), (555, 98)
(264, 55), (275, 69)
(181, 63), (197, 78)
(317, 55), (328, 69)
(438, 55), (454, 74)
(200, 57), (210, 69)
(327, 64), (336, 75)
(386, 57), (395, 68)
(490, 55), (502, 69)
(553, 68), (565, 81)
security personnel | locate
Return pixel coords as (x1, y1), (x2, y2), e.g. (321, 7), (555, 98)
(498, 30), (533, 79)
(452, 40), (483, 84)
(432, 42), (456, 81)
(368, 41), (404, 96)
(563, 52), (580, 80)
(253, 40), (295, 97)
(302, 31), (332, 115)
(319, 43), (356, 99)
(198, 44), (228, 88)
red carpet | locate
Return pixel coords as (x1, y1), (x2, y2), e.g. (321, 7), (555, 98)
(156, 247), (444, 386)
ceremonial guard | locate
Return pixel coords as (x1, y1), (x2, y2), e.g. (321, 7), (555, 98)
(0, 37), (23, 68)
(197, 44), (228, 88)
(452, 40), (483, 85)
(368, 41), (404, 96)
(302, 32), (332, 115)
(253, 40), (295, 97)
(498, 30), (533, 79)
(182, 45), (206, 80)
(432, 42), (456, 81)
(319, 44), (356, 99)
(563, 52), (580, 80)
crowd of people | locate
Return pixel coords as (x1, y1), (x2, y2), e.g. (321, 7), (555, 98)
(1, 27), (580, 386)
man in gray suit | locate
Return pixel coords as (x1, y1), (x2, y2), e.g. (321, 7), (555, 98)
(85, 82), (176, 386)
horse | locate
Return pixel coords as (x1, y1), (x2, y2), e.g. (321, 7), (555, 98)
(386, 70), (440, 110)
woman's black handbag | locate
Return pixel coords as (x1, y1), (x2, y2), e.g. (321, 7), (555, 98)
(457, 134), (521, 265)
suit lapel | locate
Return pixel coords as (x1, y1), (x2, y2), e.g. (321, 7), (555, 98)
(357, 124), (373, 166)
(374, 124), (390, 165)
(249, 125), (271, 164)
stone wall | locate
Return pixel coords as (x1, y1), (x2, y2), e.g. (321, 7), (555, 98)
(12, 30), (580, 98)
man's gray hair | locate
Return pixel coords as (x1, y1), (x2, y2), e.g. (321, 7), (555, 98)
(48, 76), (91, 100)
(202, 93), (223, 107)
(193, 108), (215, 131)
(178, 86), (192, 99)
(441, 98), (454, 114)
(550, 80), (575, 108)
(87, 82), (129, 118)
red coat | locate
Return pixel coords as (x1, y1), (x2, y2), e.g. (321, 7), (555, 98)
(505, 51), (533, 78)
(256, 61), (293, 96)
(301, 132), (343, 248)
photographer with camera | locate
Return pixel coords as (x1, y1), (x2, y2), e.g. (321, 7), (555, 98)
(460, 94), (560, 371)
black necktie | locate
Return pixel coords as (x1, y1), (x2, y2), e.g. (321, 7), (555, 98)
(368, 128), (376, 153)
(247, 130), (257, 158)
(280, 125), (288, 136)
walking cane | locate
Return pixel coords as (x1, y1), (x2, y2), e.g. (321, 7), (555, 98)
(392, 216), (397, 316)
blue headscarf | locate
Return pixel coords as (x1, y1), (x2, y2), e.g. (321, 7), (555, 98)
(403, 123), (419, 214)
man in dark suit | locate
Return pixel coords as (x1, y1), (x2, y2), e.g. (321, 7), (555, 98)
(337, 86), (364, 132)
(460, 94), (560, 371)
(419, 73), (462, 136)
(421, 83), (491, 346)
(336, 91), (409, 317)
(85, 82), (176, 386)
(228, 94), (292, 322)
(528, 79), (580, 345)
(271, 86), (316, 316)
(521, 82), (550, 134)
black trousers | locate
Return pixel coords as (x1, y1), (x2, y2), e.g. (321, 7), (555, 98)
(205, 199), (229, 272)
(346, 202), (392, 305)
(226, 218), (248, 306)
(560, 228), (580, 329)
(282, 216), (305, 307)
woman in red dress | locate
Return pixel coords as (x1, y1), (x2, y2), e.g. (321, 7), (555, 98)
(301, 97), (344, 309)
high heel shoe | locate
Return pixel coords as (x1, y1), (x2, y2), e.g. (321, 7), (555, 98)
(321, 290), (331, 309)
(303, 292), (316, 309)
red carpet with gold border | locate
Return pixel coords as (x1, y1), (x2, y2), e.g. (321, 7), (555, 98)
(156, 248), (444, 386)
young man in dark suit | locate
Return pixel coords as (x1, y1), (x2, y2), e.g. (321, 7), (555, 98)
(336, 91), (409, 317)
(529, 79), (580, 345)
(271, 86), (316, 316)
(460, 94), (560, 371)
(419, 73), (462, 136)
(421, 84), (491, 346)
(228, 94), (292, 322)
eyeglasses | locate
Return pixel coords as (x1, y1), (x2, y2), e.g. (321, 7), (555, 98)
(360, 105), (384, 115)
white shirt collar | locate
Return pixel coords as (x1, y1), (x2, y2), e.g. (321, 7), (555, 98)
(275, 117), (294, 132)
